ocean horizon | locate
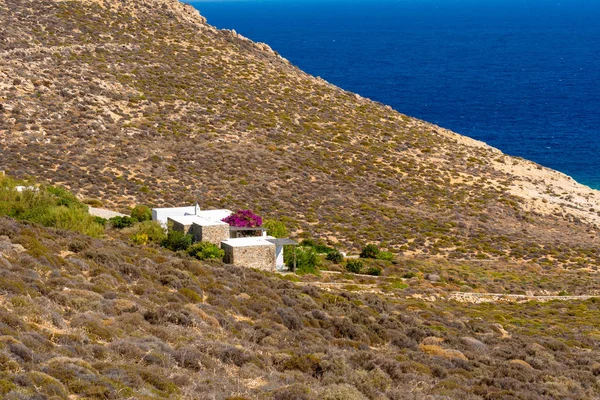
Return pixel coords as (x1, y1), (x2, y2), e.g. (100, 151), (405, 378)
(190, 0), (600, 189)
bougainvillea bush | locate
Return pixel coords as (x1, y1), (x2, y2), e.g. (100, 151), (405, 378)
(222, 209), (263, 228)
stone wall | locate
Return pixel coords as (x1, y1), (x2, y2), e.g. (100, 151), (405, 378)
(168, 218), (192, 236)
(222, 243), (276, 271)
(192, 224), (230, 245)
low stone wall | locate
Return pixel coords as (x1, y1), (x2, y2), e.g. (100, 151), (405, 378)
(222, 243), (276, 271)
(192, 224), (230, 245)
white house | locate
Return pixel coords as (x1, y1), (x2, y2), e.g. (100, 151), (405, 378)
(152, 204), (296, 271)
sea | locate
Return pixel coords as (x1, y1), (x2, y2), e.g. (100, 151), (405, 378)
(189, 0), (600, 189)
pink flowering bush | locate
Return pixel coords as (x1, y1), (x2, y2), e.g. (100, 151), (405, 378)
(222, 209), (263, 228)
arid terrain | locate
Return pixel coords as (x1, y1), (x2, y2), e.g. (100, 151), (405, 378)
(2, 0), (600, 399)
(2, 0), (600, 265)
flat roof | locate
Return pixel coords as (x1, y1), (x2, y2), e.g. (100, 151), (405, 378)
(222, 237), (275, 248)
(153, 206), (197, 212)
(196, 209), (233, 222)
(168, 215), (228, 227)
(266, 238), (298, 246)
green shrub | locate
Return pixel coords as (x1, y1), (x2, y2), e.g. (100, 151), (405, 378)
(366, 266), (382, 276)
(376, 251), (394, 261)
(187, 241), (224, 261)
(131, 233), (149, 245)
(391, 280), (408, 289)
(93, 216), (108, 226)
(263, 219), (288, 238)
(345, 260), (363, 274)
(162, 230), (192, 252)
(0, 176), (104, 237)
(288, 246), (319, 275)
(300, 239), (317, 247)
(40, 206), (105, 237)
(131, 204), (152, 222)
(360, 244), (380, 259)
(326, 249), (344, 264)
(131, 221), (167, 244)
(301, 238), (335, 254)
(109, 216), (136, 229)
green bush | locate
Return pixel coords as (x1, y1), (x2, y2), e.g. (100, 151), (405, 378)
(301, 238), (336, 254)
(0, 176), (105, 237)
(41, 206), (105, 237)
(109, 216), (136, 229)
(131, 233), (149, 245)
(366, 266), (382, 276)
(187, 241), (224, 261)
(131, 205), (152, 222)
(360, 244), (380, 259)
(130, 221), (167, 244)
(376, 251), (394, 261)
(162, 230), (192, 252)
(345, 260), (363, 274)
(287, 246), (319, 275)
(326, 249), (344, 264)
(93, 216), (108, 226)
(263, 219), (288, 238)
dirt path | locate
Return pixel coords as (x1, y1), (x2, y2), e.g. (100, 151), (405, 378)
(88, 207), (127, 219)
(299, 281), (598, 304)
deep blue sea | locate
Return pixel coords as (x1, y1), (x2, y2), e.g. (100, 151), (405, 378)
(190, 0), (600, 189)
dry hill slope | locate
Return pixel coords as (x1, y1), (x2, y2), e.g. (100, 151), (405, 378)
(1, 0), (600, 266)
(2, 218), (600, 399)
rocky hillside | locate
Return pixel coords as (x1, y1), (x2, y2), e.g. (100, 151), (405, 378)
(2, 0), (600, 267)
(2, 217), (600, 399)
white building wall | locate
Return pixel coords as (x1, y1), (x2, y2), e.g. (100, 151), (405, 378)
(275, 245), (285, 270)
(152, 206), (197, 226)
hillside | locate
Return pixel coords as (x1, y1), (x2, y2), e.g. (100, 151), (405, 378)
(2, 0), (600, 267)
(3, 1), (600, 398)
(1, 217), (600, 399)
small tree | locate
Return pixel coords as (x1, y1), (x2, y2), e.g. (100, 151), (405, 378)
(287, 246), (319, 275)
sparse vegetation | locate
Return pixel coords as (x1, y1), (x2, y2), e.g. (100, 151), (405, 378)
(2, 0), (600, 398)
(0, 217), (599, 399)
(1, 0), (600, 269)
